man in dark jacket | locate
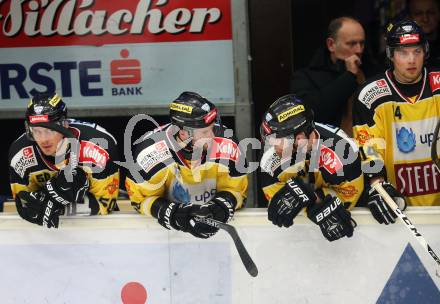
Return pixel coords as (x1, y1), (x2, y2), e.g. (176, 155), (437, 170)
(291, 17), (370, 136)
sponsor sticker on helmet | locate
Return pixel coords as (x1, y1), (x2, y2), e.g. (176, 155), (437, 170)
(399, 34), (420, 44)
(261, 121), (272, 135)
(277, 105), (305, 122)
(170, 103), (193, 114)
(204, 108), (217, 124)
(29, 115), (49, 123)
(48, 94), (61, 106)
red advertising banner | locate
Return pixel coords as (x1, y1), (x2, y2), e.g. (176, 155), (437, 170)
(0, 0), (232, 47)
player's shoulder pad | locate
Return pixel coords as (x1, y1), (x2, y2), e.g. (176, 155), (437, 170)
(427, 67), (440, 94)
(259, 146), (281, 177)
(315, 123), (359, 153)
(135, 137), (173, 174)
(69, 119), (118, 146)
(209, 137), (241, 162)
(357, 74), (392, 110)
(9, 135), (39, 178)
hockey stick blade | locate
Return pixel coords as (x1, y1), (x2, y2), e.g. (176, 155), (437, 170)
(194, 217), (258, 277)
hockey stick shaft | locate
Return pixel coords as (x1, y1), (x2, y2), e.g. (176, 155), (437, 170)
(194, 217), (258, 277)
(372, 181), (440, 270)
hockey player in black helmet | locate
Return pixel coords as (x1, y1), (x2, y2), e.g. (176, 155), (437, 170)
(353, 18), (440, 220)
(260, 94), (363, 242)
(9, 92), (120, 228)
(126, 91), (248, 239)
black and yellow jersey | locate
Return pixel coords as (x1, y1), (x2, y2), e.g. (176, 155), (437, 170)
(125, 123), (248, 216)
(9, 119), (120, 214)
(259, 123), (364, 210)
(353, 67), (440, 206)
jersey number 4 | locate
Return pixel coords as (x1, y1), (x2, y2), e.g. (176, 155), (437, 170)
(394, 106), (402, 120)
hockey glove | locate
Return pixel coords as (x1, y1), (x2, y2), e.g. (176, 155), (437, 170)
(156, 199), (217, 239)
(307, 195), (355, 242)
(16, 191), (64, 228)
(364, 181), (406, 225)
(44, 166), (89, 205)
(268, 178), (316, 227)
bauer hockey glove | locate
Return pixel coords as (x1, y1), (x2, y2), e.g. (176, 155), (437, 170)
(44, 166), (89, 205)
(268, 178), (316, 227)
(307, 195), (355, 242)
(364, 181), (406, 225)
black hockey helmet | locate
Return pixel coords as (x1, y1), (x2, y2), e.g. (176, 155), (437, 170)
(169, 91), (219, 129)
(385, 19), (429, 60)
(260, 94), (315, 142)
(25, 92), (69, 140)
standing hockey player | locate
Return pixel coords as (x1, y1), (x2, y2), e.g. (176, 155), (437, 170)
(259, 94), (363, 242)
(125, 91), (248, 238)
(353, 19), (440, 225)
(9, 93), (120, 228)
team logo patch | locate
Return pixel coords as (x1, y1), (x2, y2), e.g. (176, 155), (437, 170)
(137, 140), (172, 173)
(48, 94), (61, 106)
(11, 146), (38, 178)
(356, 129), (371, 145)
(277, 105), (305, 122)
(106, 177), (119, 195)
(332, 184), (358, 199)
(29, 115), (49, 123)
(429, 72), (440, 92)
(319, 145), (343, 174)
(170, 103), (193, 114)
(396, 127), (416, 153)
(209, 137), (240, 162)
(358, 79), (391, 109)
(79, 141), (110, 168)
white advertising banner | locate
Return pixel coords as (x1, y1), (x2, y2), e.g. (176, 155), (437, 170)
(0, 0), (234, 109)
(0, 209), (439, 304)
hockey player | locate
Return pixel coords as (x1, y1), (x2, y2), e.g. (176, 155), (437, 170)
(259, 94), (363, 242)
(9, 93), (120, 228)
(125, 91), (248, 238)
(353, 19), (440, 225)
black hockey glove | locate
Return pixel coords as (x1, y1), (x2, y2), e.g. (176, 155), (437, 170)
(307, 195), (355, 242)
(364, 181), (406, 225)
(44, 166), (89, 205)
(16, 191), (64, 228)
(268, 178), (316, 227)
(155, 199), (218, 239)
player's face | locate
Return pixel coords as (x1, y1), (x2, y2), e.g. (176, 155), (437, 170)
(392, 46), (425, 83)
(179, 124), (215, 148)
(410, 0), (440, 35)
(330, 20), (365, 60)
(271, 131), (316, 157)
(31, 127), (65, 156)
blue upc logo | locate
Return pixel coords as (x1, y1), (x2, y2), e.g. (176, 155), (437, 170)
(172, 182), (191, 204)
(396, 127), (416, 153)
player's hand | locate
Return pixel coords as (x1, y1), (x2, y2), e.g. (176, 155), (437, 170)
(45, 166), (89, 204)
(307, 195), (355, 242)
(268, 178), (316, 227)
(365, 181), (406, 225)
(344, 54), (362, 75)
(16, 191), (64, 228)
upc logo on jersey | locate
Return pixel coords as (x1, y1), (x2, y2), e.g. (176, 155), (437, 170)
(429, 72), (440, 92)
(319, 145), (343, 174)
(79, 141), (110, 168)
(399, 34), (420, 44)
(395, 161), (440, 196)
(396, 127), (416, 153)
(29, 115), (49, 123)
(11, 146), (38, 178)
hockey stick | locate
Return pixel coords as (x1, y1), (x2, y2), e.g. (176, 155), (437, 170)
(193, 217), (258, 277)
(431, 119), (440, 171)
(371, 180), (440, 277)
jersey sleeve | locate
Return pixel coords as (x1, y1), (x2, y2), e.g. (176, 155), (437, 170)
(125, 137), (173, 216)
(8, 143), (40, 198)
(353, 87), (387, 180)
